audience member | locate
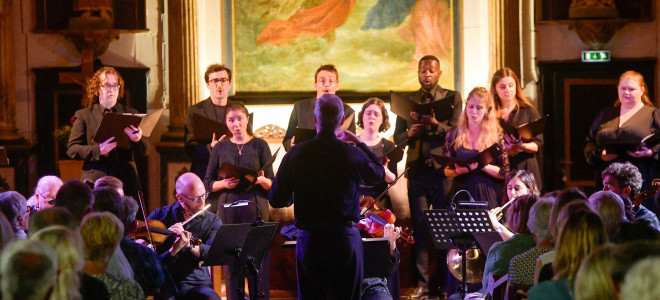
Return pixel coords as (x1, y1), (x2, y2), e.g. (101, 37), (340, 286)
(31, 225), (110, 300)
(94, 176), (125, 195)
(587, 191), (627, 235)
(610, 220), (660, 244)
(27, 175), (63, 212)
(0, 239), (57, 300)
(28, 207), (76, 235)
(80, 212), (144, 300)
(528, 207), (607, 300)
(55, 180), (95, 225)
(508, 197), (554, 287)
(92, 187), (134, 280)
(620, 255), (660, 300)
(0, 191), (29, 238)
(0, 211), (14, 250)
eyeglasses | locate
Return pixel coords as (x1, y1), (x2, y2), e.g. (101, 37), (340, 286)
(208, 78), (230, 86)
(38, 193), (56, 205)
(101, 83), (121, 91)
(181, 192), (210, 202)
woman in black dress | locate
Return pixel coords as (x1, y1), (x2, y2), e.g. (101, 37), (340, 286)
(445, 87), (508, 208)
(491, 67), (543, 190)
(585, 71), (660, 196)
(203, 101), (273, 299)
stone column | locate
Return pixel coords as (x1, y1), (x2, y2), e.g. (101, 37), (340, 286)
(161, 0), (200, 141)
(0, 0), (23, 143)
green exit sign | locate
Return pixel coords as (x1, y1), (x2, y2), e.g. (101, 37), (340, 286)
(582, 50), (611, 62)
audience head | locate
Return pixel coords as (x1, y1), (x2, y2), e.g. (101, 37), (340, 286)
(602, 162), (642, 199)
(490, 67), (533, 112)
(92, 187), (124, 221)
(527, 197), (554, 244)
(225, 101), (253, 136)
(617, 70), (652, 107)
(122, 196), (139, 232)
(504, 194), (538, 235)
(0, 212), (14, 251)
(175, 173), (208, 215)
(418, 55), (441, 92)
(553, 207), (607, 281)
(357, 97), (390, 133)
(31, 226), (83, 300)
(314, 64), (339, 98)
(610, 220), (660, 244)
(504, 169), (540, 203)
(549, 186), (588, 240)
(621, 256), (660, 300)
(28, 207), (76, 236)
(33, 175), (63, 211)
(0, 239), (57, 300)
(587, 191), (627, 234)
(93, 176), (124, 196)
(314, 94), (345, 133)
(87, 66), (125, 108)
(0, 191), (28, 236)
(80, 212), (124, 263)
(617, 194), (637, 222)
(55, 180), (94, 225)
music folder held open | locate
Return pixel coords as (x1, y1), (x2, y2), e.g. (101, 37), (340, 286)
(498, 115), (548, 142)
(390, 90), (455, 123)
(92, 108), (164, 149)
(431, 143), (501, 171)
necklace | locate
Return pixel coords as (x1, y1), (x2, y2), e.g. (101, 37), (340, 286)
(236, 143), (244, 155)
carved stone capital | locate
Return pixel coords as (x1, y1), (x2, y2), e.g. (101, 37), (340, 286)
(63, 30), (120, 57)
(568, 19), (627, 50)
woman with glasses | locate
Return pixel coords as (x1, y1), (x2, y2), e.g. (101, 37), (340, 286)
(203, 101), (274, 300)
(66, 67), (151, 200)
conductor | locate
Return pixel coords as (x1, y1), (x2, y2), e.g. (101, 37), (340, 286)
(269, 94), (385, 299)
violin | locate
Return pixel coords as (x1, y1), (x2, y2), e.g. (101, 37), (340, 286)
(131, 219), (202, 248)
(632, 178), (660, 207)
(358, 196), (415, 244)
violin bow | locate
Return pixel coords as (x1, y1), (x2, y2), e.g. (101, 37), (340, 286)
(137, 190), (155, 247)
(370, 167), (410, 209)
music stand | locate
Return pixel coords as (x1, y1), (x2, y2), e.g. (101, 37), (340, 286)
(424, 208), (496, 299)
(230, 222), (279, 300)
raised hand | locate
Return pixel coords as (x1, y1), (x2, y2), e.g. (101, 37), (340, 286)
(99, 136), (117, 155)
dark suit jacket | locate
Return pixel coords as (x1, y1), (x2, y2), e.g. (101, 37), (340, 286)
(66, 103), (150, 197)
(282, 97), (356, 151)
(184, 98), (226, 179)
(393, 85), (462, 176)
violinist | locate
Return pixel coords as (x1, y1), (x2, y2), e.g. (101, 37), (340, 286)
(148, 172), (223, 300)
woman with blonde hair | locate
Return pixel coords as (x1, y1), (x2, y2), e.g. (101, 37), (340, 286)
(445, 87), (508, 208)
(528, 205), (607, 300)
(31, 226), (84, 300)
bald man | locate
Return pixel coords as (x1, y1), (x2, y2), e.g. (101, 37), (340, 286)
(149, 172), (222, 300)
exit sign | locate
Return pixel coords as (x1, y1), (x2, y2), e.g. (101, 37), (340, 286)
(582, 50), (611, 62)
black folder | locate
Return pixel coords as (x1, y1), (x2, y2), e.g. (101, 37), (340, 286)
(379, 139), (408, 165)
(293, 112), (354, 144)
(432, 143), (501, 171)
(499, 115), (548, 142)
(603, 132), (660, 156)
(189, 114), (231, 141)
(92, 108), (164, 148)
(217, 163), (258, 191)
(390, 91), (455, 123)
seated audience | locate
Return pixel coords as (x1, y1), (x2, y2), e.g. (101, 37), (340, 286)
(587, 191), (627, 236)
(0, 191), (29, 238)
(28, 206), (77, 234)
(0, 239), (57, 300)
(528, 205), (607, 300)
(610, 220), (660, 244)
(481, 194), (538, 292)
(0, 211), (14, 249)
(27, 175), (63, 212)
(31, 225), (110, 300)
(55, 179), (95, 225)
(80, 212), (144, 300)
(92, 188), (134, 280)
(601, 162), (660, 231)
(508, 197), (554, 287)
(621, 256), (660, 300)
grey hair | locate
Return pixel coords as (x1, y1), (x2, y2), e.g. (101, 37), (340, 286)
(0, 191), (27, 233)
(314, 94), (344, 132)
(621, 256), (660, 300)
(588, 191), (626, 233)
(0, 239), (58, 300)
(34, 175), (63, 196)
(527, 197), (554, 243)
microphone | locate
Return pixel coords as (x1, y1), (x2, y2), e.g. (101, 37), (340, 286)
(223, 200), (264, 226)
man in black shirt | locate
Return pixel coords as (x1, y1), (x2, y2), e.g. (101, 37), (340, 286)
(149, 172), (222, 299)
(270, 94), (384, 299)
(184, 64), (232, 179)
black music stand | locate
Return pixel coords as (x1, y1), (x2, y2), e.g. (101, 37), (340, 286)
(424, 208), (496, 299)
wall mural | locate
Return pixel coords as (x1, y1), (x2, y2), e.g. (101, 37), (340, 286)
(229, 0), (456, 93)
